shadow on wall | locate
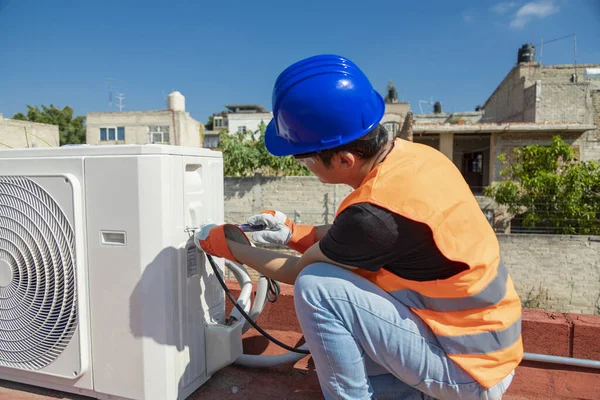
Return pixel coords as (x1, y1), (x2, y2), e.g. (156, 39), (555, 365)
(129, 241), (223, 399)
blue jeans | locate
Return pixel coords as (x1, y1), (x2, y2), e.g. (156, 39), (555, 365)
(293, 263), (515, 400)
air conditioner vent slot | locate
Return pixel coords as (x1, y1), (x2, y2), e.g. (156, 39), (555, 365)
(0, 176), (77, 370)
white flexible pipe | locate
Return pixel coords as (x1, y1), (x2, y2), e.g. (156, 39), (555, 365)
(225, 260), (252, 320)
(244, 276), (269, 333)
(224, 241), (309, 367)
(234, 344), (310, 367)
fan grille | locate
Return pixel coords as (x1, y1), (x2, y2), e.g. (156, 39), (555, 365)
(0, 176), (78, 370)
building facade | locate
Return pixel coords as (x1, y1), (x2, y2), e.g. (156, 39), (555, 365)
(407, 51), (600, 193)
(0, 113), (60, 149)
(381, 81), (410, 138)
(86, 91), (202, 148)
(212, 104), (273, 135)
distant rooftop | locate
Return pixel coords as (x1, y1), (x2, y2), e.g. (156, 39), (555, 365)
(413, 121), (596, 134)
(224, 104), (269, 113)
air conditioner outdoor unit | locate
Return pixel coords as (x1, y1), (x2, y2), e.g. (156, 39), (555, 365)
(0, 144), (242, 400)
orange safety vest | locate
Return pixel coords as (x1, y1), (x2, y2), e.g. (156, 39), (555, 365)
(337, 138), (523, 389)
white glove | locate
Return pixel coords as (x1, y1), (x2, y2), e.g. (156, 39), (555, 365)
(193, 220), (217, 248)
(246, 210), (293, 246)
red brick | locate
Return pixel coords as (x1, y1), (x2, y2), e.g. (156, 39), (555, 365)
(521, 309), (571, 356)
(570, 314), (600, 360)
(507, 361), (600, 400)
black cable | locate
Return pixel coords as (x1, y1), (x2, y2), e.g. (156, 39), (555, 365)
(206, 253), (310, 355)
(266, 278), (280, 303)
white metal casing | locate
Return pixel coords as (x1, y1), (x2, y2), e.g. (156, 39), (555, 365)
(0, 144), (227, 399)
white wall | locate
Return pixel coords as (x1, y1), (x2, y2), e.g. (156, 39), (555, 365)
(227, 112), (272, 135)
(0, 117), (60, 149)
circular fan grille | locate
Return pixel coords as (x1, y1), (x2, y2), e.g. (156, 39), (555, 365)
(0, 176), (78, 370)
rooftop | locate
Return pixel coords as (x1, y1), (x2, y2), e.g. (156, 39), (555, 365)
(224, 104), (270, 113)
(1, 280), (599, 399)
(413, 122), (596, 133)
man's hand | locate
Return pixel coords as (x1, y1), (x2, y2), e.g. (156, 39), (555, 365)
(246, 210), (318, 254)
(247, 210), (293, 246)
(194, 220), (251, 263)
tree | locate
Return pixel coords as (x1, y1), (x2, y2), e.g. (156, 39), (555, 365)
(484, 135), (600, 235)
(218, 121), (311, 177)
(204, 115), (214, 130)
(12, 105), (86, 146)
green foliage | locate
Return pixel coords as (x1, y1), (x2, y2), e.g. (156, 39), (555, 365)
(204, 115), (214, 130)
(13, 105), (86, 146)
(484, 136), (600, 235)
(217, 121), (312, 177)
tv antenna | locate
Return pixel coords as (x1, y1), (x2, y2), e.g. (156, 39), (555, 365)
(537, 33), (577, 70)
(115, 93), (126, 112)
(106, 77), (114, 110)
(418, 97), (434, 114)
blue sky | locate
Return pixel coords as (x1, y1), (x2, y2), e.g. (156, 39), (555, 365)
(0, 0), (599, 125)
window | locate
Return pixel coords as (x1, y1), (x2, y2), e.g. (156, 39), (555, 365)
(204, 135), (219, 149)
(237, 126), (247, 134)
(149, 125), (170, 143)
(214, 117), (224, 128)
(100, 127), (125, 141)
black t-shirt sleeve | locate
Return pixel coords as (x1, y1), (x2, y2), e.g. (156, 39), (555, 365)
(319, 203), (401, 271)
(319, 202), (469, 281)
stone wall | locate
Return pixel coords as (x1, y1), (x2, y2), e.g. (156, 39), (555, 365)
(224, 175), (353, 225)
(499, 234), (600, 315)
(224, 176), (600, 315)
(535, 82), (593, 124)
(482, 69), (530, 122)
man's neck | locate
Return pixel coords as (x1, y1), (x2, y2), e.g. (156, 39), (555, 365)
(347, 140), (394, 189)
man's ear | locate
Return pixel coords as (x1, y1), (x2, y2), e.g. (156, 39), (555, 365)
(337, 151), (357, 169)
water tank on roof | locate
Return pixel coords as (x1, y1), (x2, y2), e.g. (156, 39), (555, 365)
(517, 44), (536, 63)
(433, 101), (442, 114)
(584, 68), (600, 80)
(167, 91), (185, 112)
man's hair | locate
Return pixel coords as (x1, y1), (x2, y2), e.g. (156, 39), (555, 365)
(313, 124), (389, 167)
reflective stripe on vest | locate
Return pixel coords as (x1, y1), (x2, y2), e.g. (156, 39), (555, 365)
(438, 316), (522, 355)
(389, 260), (508, 312)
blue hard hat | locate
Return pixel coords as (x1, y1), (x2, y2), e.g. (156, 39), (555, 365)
(264, 54), (385, 157)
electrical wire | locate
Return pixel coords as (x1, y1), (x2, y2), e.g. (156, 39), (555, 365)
(266, 278), (280, 303)
(206, 253), (310, 355)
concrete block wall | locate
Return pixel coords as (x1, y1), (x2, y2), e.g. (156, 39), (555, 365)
(535, 82), (592, 124)
(499, 234), (600, 315)
(224, 175), (352, 225)
(586, 90), (600, 160)
(483, 74), (529, 122)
